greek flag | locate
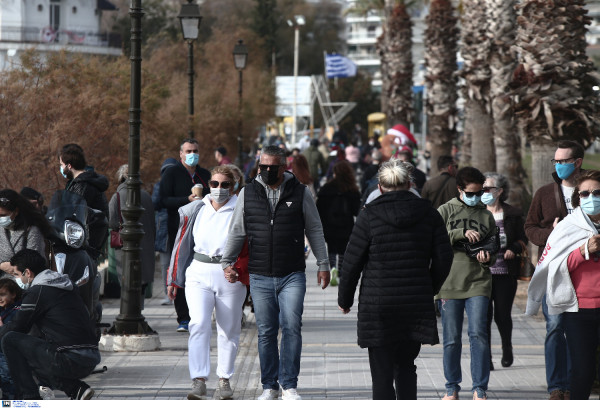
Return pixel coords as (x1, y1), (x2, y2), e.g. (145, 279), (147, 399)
(325, 53), (357, 78)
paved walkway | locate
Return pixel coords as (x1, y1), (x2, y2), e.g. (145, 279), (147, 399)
(75, 254), (578, 400)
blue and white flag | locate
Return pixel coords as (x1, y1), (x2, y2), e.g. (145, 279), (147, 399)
(325, 53), (357, 78)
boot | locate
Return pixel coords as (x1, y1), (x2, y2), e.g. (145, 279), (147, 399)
(501, 346), (513, 367)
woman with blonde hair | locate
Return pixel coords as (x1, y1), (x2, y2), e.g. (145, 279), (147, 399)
(339, 159), (453, 399)
(167, 165), (247, 400)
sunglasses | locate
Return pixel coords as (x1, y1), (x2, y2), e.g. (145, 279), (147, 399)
(0, 198), (10, 207)
(579, 189), (600, 199)
(258, 164), (282, 172)
(209, 180), (233, 189)
(482, 187), (497, 193)
(462, 190), (484, 198)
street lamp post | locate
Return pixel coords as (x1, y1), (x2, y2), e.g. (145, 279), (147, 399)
(232, 39), (248, 168)
(178, 0), (202, 138)
(288, 15), (305, 147)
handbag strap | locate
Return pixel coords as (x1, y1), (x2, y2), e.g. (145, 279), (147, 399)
(117, 193), (123, 226)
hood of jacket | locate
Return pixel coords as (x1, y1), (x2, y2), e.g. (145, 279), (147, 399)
(367, 190), (433, 228)
(73, 170), (109, 192)
(31, 269), (74, 291)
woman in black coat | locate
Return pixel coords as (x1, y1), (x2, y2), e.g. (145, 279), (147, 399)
(338, 158), (453, 400)
(316, 161), (361, 283)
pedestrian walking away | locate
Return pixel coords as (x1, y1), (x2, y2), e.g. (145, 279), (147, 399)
(221, 145), (330, 400)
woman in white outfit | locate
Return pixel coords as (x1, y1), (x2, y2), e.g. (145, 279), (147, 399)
(167, 165), (247, 400)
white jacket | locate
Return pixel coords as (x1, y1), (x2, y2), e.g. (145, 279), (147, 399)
(526, 206), (597, 316)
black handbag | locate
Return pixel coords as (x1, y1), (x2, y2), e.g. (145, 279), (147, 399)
(461, 227), (500, 258)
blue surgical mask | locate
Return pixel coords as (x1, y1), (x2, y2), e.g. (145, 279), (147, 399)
(555, 162), (575, 180)
(60, 166), (68, 179)
(580, 195), (600, 216)
(184, 153), (199, 167)
(233, 182), (239, 191)
(481, 192), (497, 206)
(0, 216), (13, 229)
(462, 193), (481, 207)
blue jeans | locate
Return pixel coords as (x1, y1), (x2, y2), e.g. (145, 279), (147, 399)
(437, 296), (490, 394)
(0, 351), (15, 399)
(542, 295), (570, 393)
(249, 272), (306, 391)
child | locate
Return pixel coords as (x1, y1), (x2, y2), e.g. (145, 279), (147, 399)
(0, 278), (22, 399)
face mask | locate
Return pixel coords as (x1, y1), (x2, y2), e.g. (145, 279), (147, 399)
(555, 162), (575, 180)
(184, 153), (199, 167)
(17, 275), (30, 290)
(580, 195), (600, 216)
(260, 169), (280, 186)
(60, 166), (68, 179)
(233, 182), (239, 192)
(210, 188), (230, 204)
(0, 216), (13, 229)
(462, 193), (481, 207)
(481, 192), (497, 206)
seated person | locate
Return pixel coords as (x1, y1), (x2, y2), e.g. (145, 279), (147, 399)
(0, 249), (100, 400)
(0, 278), (22, 399)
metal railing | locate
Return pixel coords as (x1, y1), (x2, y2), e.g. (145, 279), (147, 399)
(0, 26), (121, 49)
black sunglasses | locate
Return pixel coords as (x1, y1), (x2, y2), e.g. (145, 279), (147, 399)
(462, 190), (484, 198)
(209, 180), (233, 189)
(258, 164), (282, 172)
(579, 189), (600, 199)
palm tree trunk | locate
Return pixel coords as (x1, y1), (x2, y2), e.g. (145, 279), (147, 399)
(530, 141), (556, 193)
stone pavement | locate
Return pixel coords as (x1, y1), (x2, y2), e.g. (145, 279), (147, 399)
(72, 254), (579, 400)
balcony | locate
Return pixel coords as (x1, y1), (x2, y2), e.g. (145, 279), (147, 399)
(0, 26), (121, 50)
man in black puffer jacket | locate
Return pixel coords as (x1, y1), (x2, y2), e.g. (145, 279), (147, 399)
(338, 158), (453, 400)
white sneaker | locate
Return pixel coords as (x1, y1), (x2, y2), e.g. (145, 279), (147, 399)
(187, 378), (207, 400)
(219, 378), (233, 400)
(282, 388), (301, 400)
(39, 386), (55, 400)
(160, 297), (173, 306)
(257, 389), (279, 400)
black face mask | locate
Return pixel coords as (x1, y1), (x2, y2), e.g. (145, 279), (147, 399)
(260, 169), (280, 186)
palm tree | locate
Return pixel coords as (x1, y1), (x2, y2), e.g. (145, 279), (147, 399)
(458, 0), (493, 170)
(510, 0), (600, 192)
(424, 0), (458, 170)
(487, 0), (528, 208)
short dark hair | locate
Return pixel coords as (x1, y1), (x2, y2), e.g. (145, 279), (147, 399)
(572, 170), (600, 208)
(557, 140), (585, 160)
(215, 146), (227, 156)
(10, 249), (47, 276)
(180, 138), (199, 150)
(260, 145), (287, 165)
(20, 187), (43, 203)
(456, 166), (485, 190)
(0, 278), (23, 302)
(60, 144), (86, 170)
(437, 155), (455, 171)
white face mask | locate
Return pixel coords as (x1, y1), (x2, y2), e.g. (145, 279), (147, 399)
(0, 215), (13, 229)
(17, 273), (31, 290)
(210, 188), (230, 204)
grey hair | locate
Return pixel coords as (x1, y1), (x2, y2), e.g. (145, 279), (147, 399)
(116, 164), (128, 183)
(180, 138), (199, 150)
(378, 158), (412, 191)
(484, 172), (509, 202)
(260, 145), (287, 165)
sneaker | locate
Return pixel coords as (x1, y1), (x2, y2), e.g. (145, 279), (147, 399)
(282, 388), (301, 400)
(257, 389), (278, 400)
(549, 390), (564, 400)
(160, 296), (173, 306)
(473, 389), (487, 400)
(187, 378), (207, 400)
(39, 386), (55, 400)
(442, 390), (459, 400)
(71, 382), (94, 400)
(177, 321), (189, 332)
(219, 378), (233, 400)
(330, 267), (338, 287)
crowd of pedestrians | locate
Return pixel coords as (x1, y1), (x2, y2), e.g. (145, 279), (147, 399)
(0, 130), (596, 402)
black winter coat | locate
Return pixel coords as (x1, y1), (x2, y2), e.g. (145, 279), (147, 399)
(316, 182), (361, 254)
(338, 190), (453, 348)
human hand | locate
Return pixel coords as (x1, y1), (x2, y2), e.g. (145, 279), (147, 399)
(318, 270), (330, 289)
(504, 249), (516, 260)
(0, 262), (12, 274)
(476, 250), (491, 263)
(552, 217), (560, 228)
(224, 266), (239, 283)
(167, 285), (177, 300)
(338, 305), (350, 314)
(587, 235), (600, 254)
(188, 194), (199, 202)
(465, 230), (481, 243)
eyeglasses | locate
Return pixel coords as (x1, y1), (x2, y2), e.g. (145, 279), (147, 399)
(462, 190), (484, 198)
(258, 164), (282, 172)
(579, 189), (600, 198)
(482, 187), (498, 193)
(209, 180), (233, 189)
(550, 158), (575, 165)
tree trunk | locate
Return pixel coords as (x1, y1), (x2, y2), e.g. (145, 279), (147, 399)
(530, 140), (556, 194)
(464, 98), (494, 171)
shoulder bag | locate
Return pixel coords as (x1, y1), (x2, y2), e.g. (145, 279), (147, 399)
(110, 193), (123, 249)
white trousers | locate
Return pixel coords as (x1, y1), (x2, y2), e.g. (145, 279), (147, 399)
(185, 260), (246, 380)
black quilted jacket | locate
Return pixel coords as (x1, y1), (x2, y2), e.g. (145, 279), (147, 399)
(338, 190), (453, 348)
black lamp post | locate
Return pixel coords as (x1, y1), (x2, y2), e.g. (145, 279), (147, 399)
(178, 0), (202, 138)
(232, 39), (248, 168)
(108, 0), (155, 336)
